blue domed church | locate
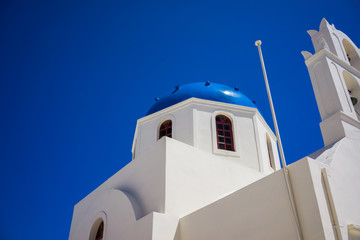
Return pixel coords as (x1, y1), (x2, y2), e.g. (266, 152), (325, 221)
(69, 80), (281, 239)
(69, 19), (360, 240)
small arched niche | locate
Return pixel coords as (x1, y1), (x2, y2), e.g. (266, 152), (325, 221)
(89, 218), (104, 240)
(343, 39), (360, 71)
(266, 134), (275, 170)
(343, 70), (360, 120)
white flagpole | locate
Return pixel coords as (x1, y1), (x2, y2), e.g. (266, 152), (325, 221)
(255, 40), (287, 168)
(255, 40), (303, 240)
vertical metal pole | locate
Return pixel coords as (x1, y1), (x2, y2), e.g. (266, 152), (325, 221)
(255, 40), (303, 240)
(255, 40), (287, 168)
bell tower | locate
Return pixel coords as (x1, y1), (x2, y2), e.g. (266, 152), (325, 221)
(302, 18), (360, 146)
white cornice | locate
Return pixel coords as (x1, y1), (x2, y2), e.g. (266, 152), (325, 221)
(305, 49), (360, 78)
(323, 111), (360, 129)
(139, 98), (256, 123)
(135, 97), (276, 141)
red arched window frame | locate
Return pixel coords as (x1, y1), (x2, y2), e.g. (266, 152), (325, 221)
(159, 120), (172, 139)
(216, 115), (234, 151)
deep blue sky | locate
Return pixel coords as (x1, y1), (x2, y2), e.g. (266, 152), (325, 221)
(1, 0), (359, 239)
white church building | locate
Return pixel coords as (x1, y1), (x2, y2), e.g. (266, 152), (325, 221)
(69, 19), (360, 240)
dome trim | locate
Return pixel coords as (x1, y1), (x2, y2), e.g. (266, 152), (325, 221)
(146, 82), (256, 116)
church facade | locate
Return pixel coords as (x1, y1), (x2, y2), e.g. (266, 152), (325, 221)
(69, 19), (360, 240)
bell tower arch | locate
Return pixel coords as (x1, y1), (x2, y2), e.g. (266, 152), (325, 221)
(302, 18), (360, 146)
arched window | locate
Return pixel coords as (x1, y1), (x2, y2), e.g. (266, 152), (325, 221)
(216, 115), (234, 151)
(95, 221), (104, 240)
(159, 120), (172, 139)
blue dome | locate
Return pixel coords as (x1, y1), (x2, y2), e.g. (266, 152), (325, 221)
(146, 82), (256, 115)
